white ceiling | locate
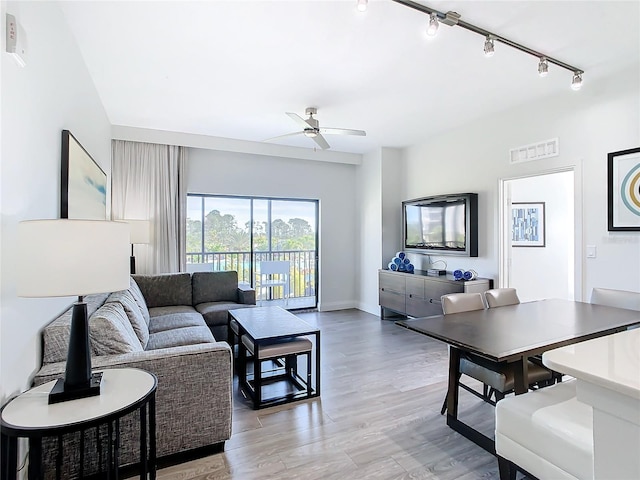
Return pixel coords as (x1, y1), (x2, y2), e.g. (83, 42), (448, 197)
(59, 0), (640, 155)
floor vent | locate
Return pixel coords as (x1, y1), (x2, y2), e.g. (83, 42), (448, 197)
(510, 138), (559, 164)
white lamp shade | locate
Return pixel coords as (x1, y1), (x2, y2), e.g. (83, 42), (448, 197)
(126, 219), (150, 244)
(17, 220), (130, 297)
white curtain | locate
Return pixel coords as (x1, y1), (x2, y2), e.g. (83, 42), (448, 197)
(111, 140), (187, 274)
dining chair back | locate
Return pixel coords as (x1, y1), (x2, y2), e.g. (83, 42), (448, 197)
(441, 292), (485, 314)
(590, 287), (640, 311)
(484, 287), (562, 385)
(485, 288), (520, 308)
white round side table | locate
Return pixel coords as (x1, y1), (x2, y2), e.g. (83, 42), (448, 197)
(1, 368), (157, 480)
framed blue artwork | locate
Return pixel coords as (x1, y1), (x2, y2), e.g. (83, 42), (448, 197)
(512, 202), (545, 247)
(60, 130), (107, 220)
(608, 147), (640, 231)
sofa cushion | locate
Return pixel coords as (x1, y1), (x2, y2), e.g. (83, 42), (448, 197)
(89, 302), (143, 355)
(42, 293), (110, 364)
(107, 289), (150, 349)
(192, 271), (239, 305)
(128, 277), (150, 325)
(146, 326), (215, 350)
(132, 273), (192, 308)
(148, 305), (200, 318)
(147, 306), (206, 334)
(196, 302), (253, 327)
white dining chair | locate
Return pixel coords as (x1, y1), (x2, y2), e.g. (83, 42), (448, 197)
(186, 262), (213, 273)
(590, 287), (640, 311)
(259, 260), (290, 305)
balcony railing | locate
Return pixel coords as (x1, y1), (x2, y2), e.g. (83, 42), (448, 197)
(186, 250), (316, 300)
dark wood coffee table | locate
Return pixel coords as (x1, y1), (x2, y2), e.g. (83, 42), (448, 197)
(229, 306), (321, 409)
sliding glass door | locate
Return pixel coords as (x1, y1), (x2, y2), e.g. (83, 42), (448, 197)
(186, 194), (318, 310)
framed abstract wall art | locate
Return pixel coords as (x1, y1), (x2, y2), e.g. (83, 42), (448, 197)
(512, 202), (545, 247)
(608, 147), (640, 231)
(61, 130), (107, 220)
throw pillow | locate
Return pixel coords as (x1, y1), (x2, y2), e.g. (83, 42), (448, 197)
(89, 302), (143, 355)
(107, 289), (150, 349)
(128, 277), (151, 326)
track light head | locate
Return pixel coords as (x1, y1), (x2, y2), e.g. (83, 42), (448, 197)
(484, 36), (495, 57)
(571, 72), (583, 91)
(426, 13), (439, 37)
(538, 57), (549, 77)
(356, 0), (368, 12)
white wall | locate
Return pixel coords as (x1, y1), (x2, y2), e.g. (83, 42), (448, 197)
(0, 1), (111, 402)
(381, 148), (403, 269)
(355, 147), (403, 315)
(356, 148), (382, 314)
(395, 66), (640, 299)
(187, 148), (358, 311)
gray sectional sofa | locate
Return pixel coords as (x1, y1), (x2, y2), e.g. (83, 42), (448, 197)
(33, 271), (255, 478)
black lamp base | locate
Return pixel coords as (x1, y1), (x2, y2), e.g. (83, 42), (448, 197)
(48, 372), (103, 404)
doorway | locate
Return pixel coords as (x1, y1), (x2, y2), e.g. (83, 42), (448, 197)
(500, 169), (576, 302)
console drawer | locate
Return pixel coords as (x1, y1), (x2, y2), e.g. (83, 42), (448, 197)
(406, 277), (425, 299)
(379, 289), (405, 313)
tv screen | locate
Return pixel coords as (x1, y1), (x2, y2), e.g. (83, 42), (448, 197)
(403, 193), (478, 257)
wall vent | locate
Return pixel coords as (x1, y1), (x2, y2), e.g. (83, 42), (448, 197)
(509, 138), (559, 164)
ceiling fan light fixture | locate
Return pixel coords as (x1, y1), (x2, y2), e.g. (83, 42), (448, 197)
(571, 71), (583, 91)
(538, 57), (549, 77)
(304, 129), (318, 138)
(483, 35), (495, 57)
(426, 13), (439, 37)
(356, 0), (368, 12)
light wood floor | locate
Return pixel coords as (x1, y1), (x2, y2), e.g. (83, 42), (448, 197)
(155, 309), (510, 480)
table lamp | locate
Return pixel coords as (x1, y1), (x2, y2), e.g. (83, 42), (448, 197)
(17, 219), (130, 404)
(125, 219), (150, 274)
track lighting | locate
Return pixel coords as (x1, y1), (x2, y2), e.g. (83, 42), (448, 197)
(426, 13), (439, 37)
(356, 0), (368, 12)
(571, 72), (583, 91)
(538, 57), (549, 77)
(484, 35), (495, 57)
(390, 0), (584, 90)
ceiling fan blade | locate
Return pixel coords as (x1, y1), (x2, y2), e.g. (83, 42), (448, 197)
(320, 127), (367, 137)
(286, 112), (313, 129)
(312, 134), (330, 150)
(263, 131), (304, 142)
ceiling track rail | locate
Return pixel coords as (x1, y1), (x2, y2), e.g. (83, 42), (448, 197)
(391, 0), (584, 74)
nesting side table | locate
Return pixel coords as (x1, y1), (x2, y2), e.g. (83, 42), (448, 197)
(1, 368), (157, 480)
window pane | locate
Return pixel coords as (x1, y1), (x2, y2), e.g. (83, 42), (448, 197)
(203, 197), (251, 253)
(251, 199), (268, 252)
(271, 200), (316, 251)
(186, 196), (203, 262)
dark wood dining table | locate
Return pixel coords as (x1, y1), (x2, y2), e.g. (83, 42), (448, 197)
(396, 298), (640, 454)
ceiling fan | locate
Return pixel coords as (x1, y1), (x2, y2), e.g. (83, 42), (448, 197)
(265, 107), (366, 150)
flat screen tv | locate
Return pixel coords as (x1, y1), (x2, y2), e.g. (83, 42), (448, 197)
(402, 193), (478, 257)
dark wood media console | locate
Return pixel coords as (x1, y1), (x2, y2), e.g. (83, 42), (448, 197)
(379, 269), (493, 319)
